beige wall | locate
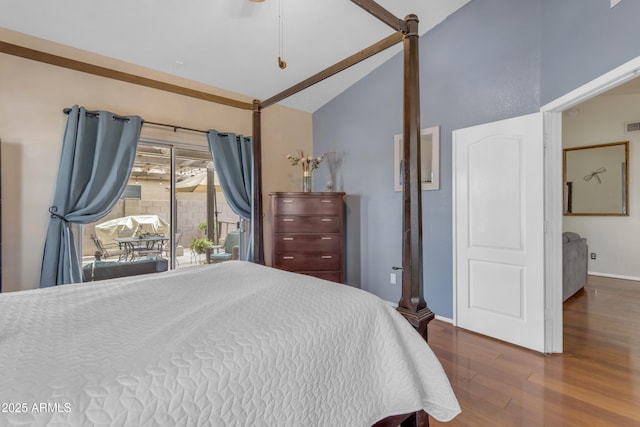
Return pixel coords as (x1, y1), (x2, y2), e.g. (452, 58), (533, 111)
(563, 92), (640, 279)
(0, 29), (312, 292)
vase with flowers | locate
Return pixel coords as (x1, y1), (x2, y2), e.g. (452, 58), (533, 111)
(286, 150), (325, 192)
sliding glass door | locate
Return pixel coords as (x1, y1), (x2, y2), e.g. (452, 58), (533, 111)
(81, 141), (238, 279)
(174, 147), (238, 267)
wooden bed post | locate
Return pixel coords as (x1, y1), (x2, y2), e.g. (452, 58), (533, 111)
(348, 4), (435, 347)
(395, 15), (435, 427)
(395, 16), (435, 427)
(252, 99), (265, 265)
(396, 14), (435, 342)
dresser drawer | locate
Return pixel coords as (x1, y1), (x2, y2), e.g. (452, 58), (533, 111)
(273, 253), (340, 271)
(273, 215), (341, 233)
(273, 195), (342, 215)
(273, 234), (341, 253)
(270, 192), (346, 282)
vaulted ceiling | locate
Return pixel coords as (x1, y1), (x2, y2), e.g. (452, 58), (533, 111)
(0, 0), (470, 112)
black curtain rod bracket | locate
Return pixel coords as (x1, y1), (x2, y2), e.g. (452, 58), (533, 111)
(62, 107), (130, 122)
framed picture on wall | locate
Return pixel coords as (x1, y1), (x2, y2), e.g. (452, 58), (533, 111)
(563, 140), (628, 216)
(394, 126), (440, 191)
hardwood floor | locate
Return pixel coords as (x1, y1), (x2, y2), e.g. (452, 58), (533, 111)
(428, 275), (640, 426)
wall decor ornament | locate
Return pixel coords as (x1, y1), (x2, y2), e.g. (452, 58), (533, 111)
(563, 141), (629, 216)
(394, 126), (440, 191)
(286, 150), (325, 192)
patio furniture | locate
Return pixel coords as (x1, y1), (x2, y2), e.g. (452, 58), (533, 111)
(206, 231), (240, 263)
(114, 234), (168, 261)
(82, 257), (168, 282)
(95, 215), (169, 248)
(91, 234), (124, 261)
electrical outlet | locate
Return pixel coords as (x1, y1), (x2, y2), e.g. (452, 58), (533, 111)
(390, 273), (397, 285)
(590, 253), (596, 260)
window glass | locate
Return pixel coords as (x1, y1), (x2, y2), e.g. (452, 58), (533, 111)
(81, 143), (238, 280)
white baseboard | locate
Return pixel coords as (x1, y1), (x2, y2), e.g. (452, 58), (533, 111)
(588, 271), (640, 282)
(434, 314), (453, 324)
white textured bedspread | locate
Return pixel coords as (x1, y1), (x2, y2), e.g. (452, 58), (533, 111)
(0, 261), (459, 426)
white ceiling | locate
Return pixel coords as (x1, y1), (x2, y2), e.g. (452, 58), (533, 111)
(0, 0), (470, 112)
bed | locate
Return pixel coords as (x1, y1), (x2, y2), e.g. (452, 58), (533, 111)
(1, 1), (456, 425)
(0, 261), (459, 426)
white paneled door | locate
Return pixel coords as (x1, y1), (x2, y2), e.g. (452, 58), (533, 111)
(453, 113), (545, 352)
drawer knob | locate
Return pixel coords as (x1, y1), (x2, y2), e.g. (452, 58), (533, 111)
(320, 237), (332, 240)
(282, 218), (294, 222)
(321, 200), (332, 203)
(283, 256), (295, 260)
(282, 237), (294, 241)
(321, 255), (333, 259)
(320, 218), (332, 222)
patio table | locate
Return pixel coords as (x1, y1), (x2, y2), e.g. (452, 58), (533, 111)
(114, 236), (168, 261)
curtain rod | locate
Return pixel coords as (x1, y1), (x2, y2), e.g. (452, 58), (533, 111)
(62, 107), (130, 122)
(62, 109), (208, 134)
(143, 121), (208, 135)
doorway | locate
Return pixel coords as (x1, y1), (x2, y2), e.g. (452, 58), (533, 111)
(542, 55), (640, 352)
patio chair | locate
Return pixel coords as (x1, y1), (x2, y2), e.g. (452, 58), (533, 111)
(206, 231), (240, 264)
(91, 234), (124, 261)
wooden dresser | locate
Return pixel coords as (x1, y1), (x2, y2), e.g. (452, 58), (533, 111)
(270, 192), (345, 283)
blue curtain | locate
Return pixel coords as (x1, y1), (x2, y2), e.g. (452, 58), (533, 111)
(207, 130), (253, 261)
(40, 106), (142, 287)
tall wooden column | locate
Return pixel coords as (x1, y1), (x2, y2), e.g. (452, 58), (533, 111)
(252, 99), (265, 265)
(396, 14), (434, 341)
(397, 17), (435, 427)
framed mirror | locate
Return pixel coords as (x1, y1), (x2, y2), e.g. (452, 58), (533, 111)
(563, 141), (629, 216)
(394, 126), (440, 191)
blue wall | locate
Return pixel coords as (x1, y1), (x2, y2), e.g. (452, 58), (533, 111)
(313, 0), (640, 318)
(541, 0), (640, 105)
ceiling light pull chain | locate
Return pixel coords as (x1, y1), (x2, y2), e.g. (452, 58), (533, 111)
(278, 0), (287, 69)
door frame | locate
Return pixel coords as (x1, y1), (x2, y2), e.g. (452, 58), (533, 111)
(542, 56), (640, 353)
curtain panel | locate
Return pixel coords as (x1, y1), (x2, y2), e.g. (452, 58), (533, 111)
(207, 131), (253, 261)
(40, 106), (142, 287)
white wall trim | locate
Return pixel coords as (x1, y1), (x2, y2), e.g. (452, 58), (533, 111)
(541, 54), (640, 354)
(451, 133), (459, 327)
(543, 111), (564, 354)
(435, 314), (453, 324)
(541, 56), (640, 113)
(588, 272), (640, 282)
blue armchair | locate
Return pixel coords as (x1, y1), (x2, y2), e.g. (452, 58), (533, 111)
(206, 231), (240, 263)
